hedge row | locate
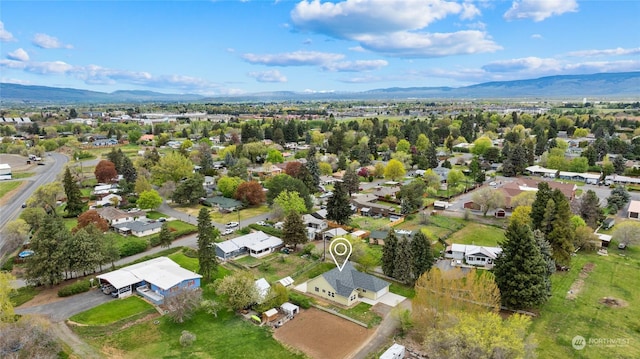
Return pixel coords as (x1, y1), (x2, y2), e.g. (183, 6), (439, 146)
(289, 292), (315, 309)
(58, 280), (91, 297)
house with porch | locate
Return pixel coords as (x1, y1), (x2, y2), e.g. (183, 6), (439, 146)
(307, 261), (390, 307)
(445, 244), (502, 268)
(215, 231), (283, 260)
(96, 256), (201, 305)
(303, 214), (328, 240)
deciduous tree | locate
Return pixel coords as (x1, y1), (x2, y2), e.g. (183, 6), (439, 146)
(472, 187), (506, 216)
(94, 160), (118, 183)
(384, 159), (406, 181)
(217, 176), (245, 198)
(166, 288), (203, 323)
(274, 190), (307, 216)
(265, 174), (312, 211)
(234, 180), (266, 205)
(172, 174), (206, 205)
(613, 221), (640, 247)
(138, 189), (163, 210)
(215, 271), (259, 311)
(151, 151), (193, 185)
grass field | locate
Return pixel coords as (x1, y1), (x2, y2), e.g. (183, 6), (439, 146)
(529, 244), (640, 358)
(69, 296), (155, 326)
(0, 181), (23, 199)
(446, 222), (504, 247)
(248, 253), (317, 283)
(167, 252), (199, 272)
(331, 302), (382, 328)
(11, 172), (35, 179)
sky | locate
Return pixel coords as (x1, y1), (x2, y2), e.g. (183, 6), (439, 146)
(1, 0), (639, 96)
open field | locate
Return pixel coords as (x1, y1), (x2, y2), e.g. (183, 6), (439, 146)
(69, 296), (155, 326)
(446, 222), (504, 247)
(0, 180), (23, 200)
(529, 244), (640, 358)
(245, 252), (317, 283)
(273, 307), (370, 359)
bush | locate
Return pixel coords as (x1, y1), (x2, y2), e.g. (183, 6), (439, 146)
(120, 238), (148, 257)
(180, 330), (197, 347)
(183, 248), (198, 258)
(248, 224), (283, 237)
(1, 257), (14, 271)
(289, 292), (314, 309)
(58, 280), (91, 297)
(302, 244), (315, 256)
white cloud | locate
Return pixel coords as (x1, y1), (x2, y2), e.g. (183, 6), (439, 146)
(25, 61), (74, 74)
(290, 0), (494, 58)
(531, 34), (543, 40)
(32, 33), (73, 49)
(355, 30), (501, 57)
(482, 57), (562, 72)
(0, 78), (31, 85)
(322, 59), (388, 72)
(480, 56), (640, 79)
(7, 48), (29, 62)
(0, 21), (16, 42)
(566, 47), (640, 58)
(504, 0), (578, 22)
(248, 70), (288, 83)
(242, 51), (344, 66)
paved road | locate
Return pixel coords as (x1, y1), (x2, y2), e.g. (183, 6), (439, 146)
(0, 152), (69, 258)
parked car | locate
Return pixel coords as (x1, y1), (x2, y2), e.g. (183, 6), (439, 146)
(21, 203), (27, 208)
(102, 285), (115, 295)
(618, 242), (627, 250)
(222, 229), (234, 236)
(256, 221), (267, 226)
(225, 222), (239, 228)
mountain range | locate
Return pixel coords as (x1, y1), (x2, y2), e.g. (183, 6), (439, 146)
(1, 72), (639, 104)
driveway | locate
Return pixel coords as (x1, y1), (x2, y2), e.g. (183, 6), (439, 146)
(360, 292), (406, 307)
(15, 289), (113, 323)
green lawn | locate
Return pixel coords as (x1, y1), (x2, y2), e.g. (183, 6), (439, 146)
(446, 223), (504, 247)
(166, 220), (197, 233)
(529, 246), (640, 358)
(332, 302), (382, 328)
(167, 252), (199, 272)
(11, 172), (35, 179)
(248, 253), (317, 283)
(350, 215), (396, 231)
(0, 181), (23, 199)
(69, 296), (155, 325)
(146, 211), (168, 219)
(9, 286), (41, 307)
(210, 205), (270, 223)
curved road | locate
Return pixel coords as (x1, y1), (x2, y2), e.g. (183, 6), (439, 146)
(0, 152), (68, 258)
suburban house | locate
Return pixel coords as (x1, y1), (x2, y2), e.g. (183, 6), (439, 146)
(201, 196), (243, 212)
(303, 214), (328, 240)
(113, 220), (163, 237)
(96, 207), (147, 225)
(351, 193), (398, 218)
(628, 200), (640, 220)
(93, 184), (119, 196)
(605, 174), (640, 186)
(0, 163), (12, 180)
(96, 256), (202, 305)
(372, 186), (401, 202)
(307, 261), (390, 306)
(526, 165), (601, 184)
(445, 244), (502, 268)
(215, 231), (284, 260)
(498, 178), (576, 209)
(91, 193), (122, 208)
(248, 165), (282, 178)
(323, 227), (349, 241)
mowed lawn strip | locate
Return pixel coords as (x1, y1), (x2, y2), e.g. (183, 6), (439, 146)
(69, 296), (155, 325)
(0, 181), (23, 199)
(167, 252), (199, 272)
(446, 222), (504, 247)
(529, 247), (640, 358)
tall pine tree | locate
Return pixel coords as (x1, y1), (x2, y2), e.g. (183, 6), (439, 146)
(381, 230), (398, 277)
(197, 208), (218, 281)
(494, 221), (549, 309)
(282, 211), (307, 251)
(326, 182), (352, 225)
(305, 146), (320, 190)
(63, 167), (84, 216)
(531, 182), (553, 231)
(159, 222), (174, 248)
(392, 238), (413, 283)
(25, 213), (68, 286)
(410, 231), (434, 282)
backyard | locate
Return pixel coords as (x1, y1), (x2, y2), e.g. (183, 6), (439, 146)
(446, 222), (505, 247)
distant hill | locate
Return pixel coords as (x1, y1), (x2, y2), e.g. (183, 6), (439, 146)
(1, 72), (639, 104)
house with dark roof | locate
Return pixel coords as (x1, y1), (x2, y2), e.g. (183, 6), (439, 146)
(113, 220), (163, 237)
(307, 262), (390, 306)
(201, 196), (243, 212)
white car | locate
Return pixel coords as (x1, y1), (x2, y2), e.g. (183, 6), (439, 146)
(222, 229), (234, 236)
(225, 222), (239, 228)
(256, 221), (267, 226)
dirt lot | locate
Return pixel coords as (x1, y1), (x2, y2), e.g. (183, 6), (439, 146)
(0, 153), (35, 172)
(273, 308), (372, 359)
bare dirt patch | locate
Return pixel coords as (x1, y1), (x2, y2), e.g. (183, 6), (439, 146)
(0, 153), (35, 172)
(566, 263), (595, 300)
(600, 297), (629, 308)
(273, 307), (372, 359)
(16, 285), (66, 308)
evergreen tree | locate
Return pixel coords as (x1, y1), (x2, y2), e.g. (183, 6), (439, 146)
(494, 221), (549, 309)
(172, 174), (206, 205)
(534, 229), (555, 298)
(159, 222), (174, 248)
(197, 208), (218, 281)
(579, 190), (604, 228)
(392, 239), (413, 283)
(305, 146), (320, 190)
(25, 213), (68, 286)
(337, 153), (348, 171)
(106, 148), (124, 173)
(530, 182), (553, 231)
(65, 225), (103, 277)
(63, 167), (84, 216)
(426, 144), (438, 169)
(547, 190), (575, 266)
(326, 182), (352, 225)
(381, 231), (398, 277)
(410, 231), (434, 282)
(342, 166), (360, 196)
(119, 151), (137, 183)
(282, 211), (307, 251)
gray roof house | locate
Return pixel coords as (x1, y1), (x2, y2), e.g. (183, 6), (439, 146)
(307, 262), (390, 306)
(215, 231), (283, 260)
(113, 220), (163, 237)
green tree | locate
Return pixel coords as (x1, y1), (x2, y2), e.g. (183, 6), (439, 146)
(274, 190), (307, 216)
(396, 139), (411, 153)
(265, 174), (312, 211)
(152, 151), (193, 185)
(326, 182), (352, 225)
(381, 230), (398, 277)
(607, 185), (630, 213)
(1, 271), (16, 322)
(384, 159), (406, 180)
(530, 182), (553, 231)
(579, 190), (604, 228)
(392, 238), (413, 283)
(265, 148), (284, 163)
(471, 136), (493, 156)
(472, 187), (506, 216)
(159, 222), (174, 248)
(217, 176), (245, 198)
(446, 169), (465, 189)
(197, 208), (218, 281)
(134, 175), (153, 194)
(546, 190), (575, 266)
(65, 225), (103, 277)
(25, 213), (69, 286)
(137, 189), (163, 210)
(173, 174), (206, 205)
(215, 271), (259, 311)
(305, 146), (321, 190)
(411, 231), (434, 282)
(63, 167), (84, 216)
(342, 165), (360, 196)
(282, 211), (307, 251)
(494, 221), (550, 309)
(27, 182), (64, 214)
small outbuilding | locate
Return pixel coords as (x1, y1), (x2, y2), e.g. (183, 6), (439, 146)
(602, 218), (615, 229)
(281, 302), (299, 317)
(380, 343), (405, 359)
(263, 308), (279, 322)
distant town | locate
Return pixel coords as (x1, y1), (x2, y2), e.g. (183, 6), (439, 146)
(1, 98), (639, 358)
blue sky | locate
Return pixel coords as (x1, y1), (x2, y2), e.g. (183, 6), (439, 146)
(1, 0), (638, 95)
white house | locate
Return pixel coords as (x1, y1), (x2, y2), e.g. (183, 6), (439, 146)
(96, 207), (146, 225)
(445, 244), (502, 267)
(628, 200), (640, 220)
(92, 194), (122, 208)
(303, 214), (328, 240)
(93, 184), (119, 195)
(215, 231), (284, 259)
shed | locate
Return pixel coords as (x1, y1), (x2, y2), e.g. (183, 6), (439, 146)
(380, 343), (405, 359)
(263, 308), (279, 322)
(494, 208), (506, 218)
(434, 201), (449, 210)
(598, 234), (612, 248)
(602, 218), (615, 229)
(281, 302), (299, 317)
(278, 276), (294, 287)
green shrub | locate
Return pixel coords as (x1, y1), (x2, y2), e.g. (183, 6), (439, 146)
(120, 239), (148, 257)
(1, 257), (14, 271)
(302, 244), (315, 256)
(289, 292), (314, 309)
(58, 280), (91, 297)
(183, 248), (198, 257)
(248, 224), (283, 237)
